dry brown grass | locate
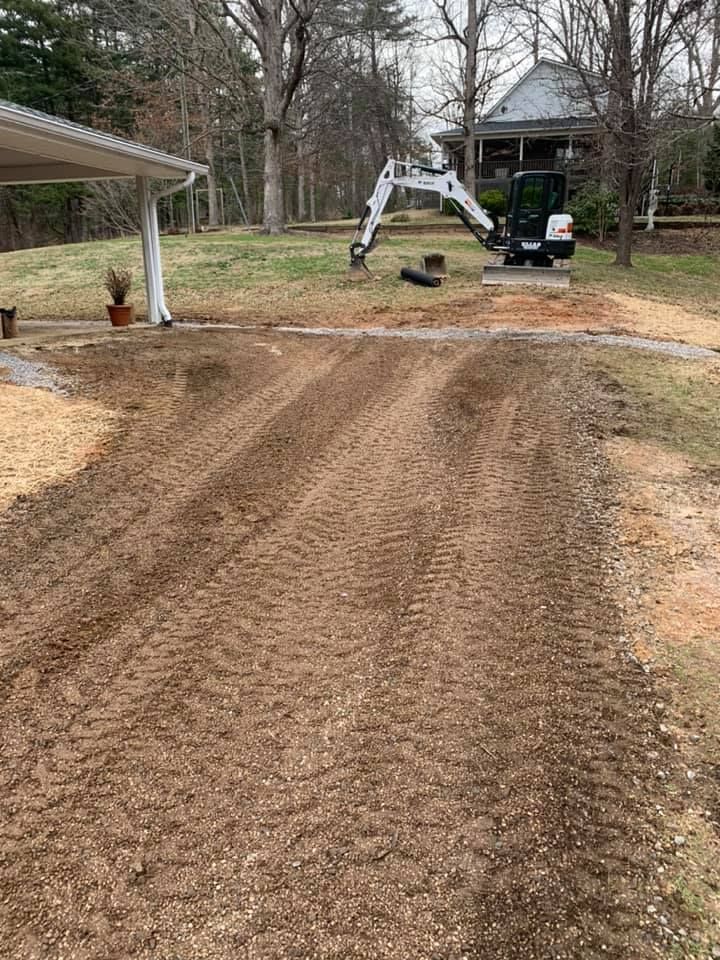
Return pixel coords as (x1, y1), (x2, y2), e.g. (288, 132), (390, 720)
(594, 353), (720, 954)
(0, 382), (115, 512)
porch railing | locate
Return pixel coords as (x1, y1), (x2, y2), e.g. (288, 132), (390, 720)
(479, 157), (563, 179)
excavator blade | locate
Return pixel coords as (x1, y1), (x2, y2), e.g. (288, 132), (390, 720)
(420, 252), (448, 278)
(482, 263), (571, 289)
(347, 258), (373, 282)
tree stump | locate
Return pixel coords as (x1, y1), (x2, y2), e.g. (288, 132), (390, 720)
(1, 311), (18, 339)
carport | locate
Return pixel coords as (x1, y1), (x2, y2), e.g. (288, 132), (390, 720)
(0, 99), (208, 325)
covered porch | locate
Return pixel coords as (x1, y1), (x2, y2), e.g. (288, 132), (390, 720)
(478, 135), (579, 180)
(0, 100), (207, 325)
(445, 133), (595, 184)
(435, 118), (600, 192)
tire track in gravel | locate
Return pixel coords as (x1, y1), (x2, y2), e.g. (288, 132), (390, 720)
(0, 333), (662, 960)
(0, 340), (358, 681)
(0, 336), (342, 610)
(403, 356), (654, 958)
(0, 342), (471, 959)
(0, 341), (451, 830)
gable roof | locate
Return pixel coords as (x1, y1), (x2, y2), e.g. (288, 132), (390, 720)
(484, 59), (585, 120)
(431, 58), (602, 142)
(0, 99), (208, 185)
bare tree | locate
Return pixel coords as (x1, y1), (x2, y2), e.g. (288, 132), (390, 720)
(514, 0), (709, 265)
(426, 0), (513, 196)
(681, 0), (720, 118)
(221, 0), (322, 233)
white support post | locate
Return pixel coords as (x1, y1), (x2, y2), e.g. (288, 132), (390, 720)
(519, 136), (524, 170)
(477, 138), (483, 182)
(137, 176), (162, 325)
(137, 172), (196, 326)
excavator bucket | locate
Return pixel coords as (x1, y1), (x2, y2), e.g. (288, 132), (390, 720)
(482, 262), (571, 289)
(347, 257), (373, 282)
(420, 252), (448, 278)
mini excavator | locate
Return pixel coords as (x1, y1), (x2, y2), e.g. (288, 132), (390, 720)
(349, 158), (576, 287)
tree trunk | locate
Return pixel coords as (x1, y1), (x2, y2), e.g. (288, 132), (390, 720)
(369, 33), (389, 169)
(614, 163), (642, 267)
(205, 129), (219, 227)
(615, 201), (634, 266)
(206, 165), (220, 228)
(261, 21), (286, 234)
(297, 162), (306, 222)
(349, 100), (357, 210)
(198, 83), (219, 228)
(463, 0), (478, 196)
(221, 0), (314, 233)
(238, 130), (253, 223)
(309, 162), (316, 222)
(263, 126), (285, 234)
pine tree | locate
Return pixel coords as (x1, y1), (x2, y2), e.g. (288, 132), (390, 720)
(0, 0), (104, 121)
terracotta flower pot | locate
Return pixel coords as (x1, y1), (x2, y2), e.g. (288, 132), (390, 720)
(107, 304), (133, 327)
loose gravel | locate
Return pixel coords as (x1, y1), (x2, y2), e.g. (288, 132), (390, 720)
(0, 331), (669, 959)
(176, 321), (718, 360)
(0, 350), (67, 392)
(272, 324), (718, 359)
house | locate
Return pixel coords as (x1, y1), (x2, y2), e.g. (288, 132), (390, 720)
(431, 59), (602, 193)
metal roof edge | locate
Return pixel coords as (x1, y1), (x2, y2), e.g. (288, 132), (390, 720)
(0, 100), (209, 177)
(430, 118), (600, 142)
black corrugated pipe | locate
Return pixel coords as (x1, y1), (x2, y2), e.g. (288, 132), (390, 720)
(400, 267), (442, 287)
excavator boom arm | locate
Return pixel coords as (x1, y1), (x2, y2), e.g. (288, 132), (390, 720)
(350, 158), (496, 264)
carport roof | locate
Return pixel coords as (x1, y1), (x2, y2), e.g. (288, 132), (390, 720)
(0, 99), (209, 185)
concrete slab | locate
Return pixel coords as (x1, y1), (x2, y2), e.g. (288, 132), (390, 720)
(1, 319), (150, 351)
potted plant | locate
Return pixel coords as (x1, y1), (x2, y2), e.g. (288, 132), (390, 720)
(104, 267), (134, 326)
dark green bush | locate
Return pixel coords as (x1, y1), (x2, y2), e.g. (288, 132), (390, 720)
(567, 181), (619, 240)
(478, 189), (507, 217)
(442, 188), (507, 218)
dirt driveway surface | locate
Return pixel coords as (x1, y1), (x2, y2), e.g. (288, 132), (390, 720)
(0, 330), (665, 959)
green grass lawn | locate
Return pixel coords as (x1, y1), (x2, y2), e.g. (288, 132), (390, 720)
(593, 350), (720, 467)
(573, 245), (720, 311)
(1, 227), (719, 325)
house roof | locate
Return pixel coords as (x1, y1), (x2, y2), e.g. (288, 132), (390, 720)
(484, 58), (588, 120)
(431, 57), (603, 143)
(431, 116), (599, 143)
(0, 99), (208, 185)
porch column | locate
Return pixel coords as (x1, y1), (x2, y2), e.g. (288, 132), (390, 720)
(477, 137), (483, 182)
(519, 136), (524, 168)
(136, 176), (162, 325)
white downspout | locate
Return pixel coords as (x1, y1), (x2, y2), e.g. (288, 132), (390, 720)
(137, 177), (158, 324)
(150, 171), (196, 325)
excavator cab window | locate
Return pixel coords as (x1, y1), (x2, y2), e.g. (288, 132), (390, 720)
(507, 171), (567, 240)
(516, 175), (546, 238)
(548, 174), (564, 212)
